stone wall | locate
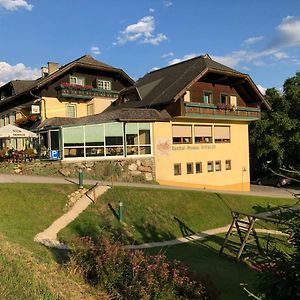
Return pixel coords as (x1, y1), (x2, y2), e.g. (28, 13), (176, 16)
(6, 157), (156, 183)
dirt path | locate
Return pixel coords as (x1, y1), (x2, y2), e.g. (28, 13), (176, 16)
(34, 185), (110, 249)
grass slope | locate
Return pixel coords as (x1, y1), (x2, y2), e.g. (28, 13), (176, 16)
(59, 186), (294, 244)
(0, 183), (78, 260)
(59, 186), (294, 300)
(0, 183), (109, 300)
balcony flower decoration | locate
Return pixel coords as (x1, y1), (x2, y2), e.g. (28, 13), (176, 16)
(217, 103), (227, 110)
(59, 82), (93, 90)
(217, 103), (237, 111)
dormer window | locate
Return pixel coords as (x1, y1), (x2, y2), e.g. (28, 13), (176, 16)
(203, 91), (213, 104)
(220, 93), (228, 104)
(70, 76), (85, 86)
(0, 91), (6, 100)
(97, 79), (111, 90)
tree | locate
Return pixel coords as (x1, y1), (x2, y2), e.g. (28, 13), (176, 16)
(256, 212), (300, 299)
(250, 73), (300, 177)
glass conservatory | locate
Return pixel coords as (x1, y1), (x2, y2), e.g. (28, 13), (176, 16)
(37, 122), (152, 160)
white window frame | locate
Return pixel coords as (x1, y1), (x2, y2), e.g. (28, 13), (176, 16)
(97, 79), (111, 90)
(70, 76), (85, 86)
(65, 104), (77, 118)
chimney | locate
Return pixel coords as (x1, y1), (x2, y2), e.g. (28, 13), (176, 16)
(41, 66), (49, 78)
(47, 62), (59, 75)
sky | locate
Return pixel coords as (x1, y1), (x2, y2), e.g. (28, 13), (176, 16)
(0, 0), (300, 94)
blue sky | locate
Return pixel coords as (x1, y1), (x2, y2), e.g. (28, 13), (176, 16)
(0, 0), (300, 93)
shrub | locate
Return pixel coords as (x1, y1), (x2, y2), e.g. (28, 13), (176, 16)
(68, 237), (217, 299)
(255, 212), (300, 299)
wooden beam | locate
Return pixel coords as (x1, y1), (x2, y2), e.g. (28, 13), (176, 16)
(231, 78), (246, 87)
(212, 75), (228, 84)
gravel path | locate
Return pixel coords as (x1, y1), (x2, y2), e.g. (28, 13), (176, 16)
(34, 184), (110, 249)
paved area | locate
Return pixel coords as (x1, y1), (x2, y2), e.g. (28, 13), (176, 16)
(34, 184), (110, 249)
(0, 173), (299, 199)
(126, 227), (288, 250)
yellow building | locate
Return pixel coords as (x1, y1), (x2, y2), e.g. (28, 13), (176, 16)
(109, 54), (270, 191)
(0, 55), (134, 150)
(0, 54), (269, 192)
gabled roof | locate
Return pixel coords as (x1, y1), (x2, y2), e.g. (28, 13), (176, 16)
(11, 80), (35, 94)
(116, 54), (269, 109)
(0, 55), (134, 107)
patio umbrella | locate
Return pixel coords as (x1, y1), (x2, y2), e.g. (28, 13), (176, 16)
(0, 124), (37, 139)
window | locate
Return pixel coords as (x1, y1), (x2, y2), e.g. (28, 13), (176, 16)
(0, 91), (5, 100)
(63, 126), (84, 157)
(230, 95), (237, 107)
(194, 125), (212, 143)
(174, 163), (181, 176)
(203, 91), (213, 104)
(87, 104), (94, 116)
(172, 125), (192, 144)
(105, 123), (124, 156)
(85, 124), (105, 157)
(195, 162), (202, 173)
(70, 76), (85, 86)
(97, 79), (111, 90)
(214, 126), (230, 143)
(220, 93), (228, 104)
(187, 163), (193, 174)
(66, 104), (77, 118)
(215, 160), (221, 171)
(125, 123), (151, 155)
(10, 112), (16, 125)
(5, 114), (9, 125)
(207, 161), (214, 172)
(1, 116), (5, 127)
(225, 160), (231, 170)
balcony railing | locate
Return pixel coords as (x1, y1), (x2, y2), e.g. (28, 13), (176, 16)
(56, 83), (119, 100)
(184, 102), (261, 121)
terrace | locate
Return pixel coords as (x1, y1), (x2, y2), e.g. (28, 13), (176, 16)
(56, 83), (119, 100)
(183, 102), (261, 121)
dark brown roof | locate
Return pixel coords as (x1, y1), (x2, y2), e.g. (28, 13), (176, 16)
(11, 80), (35, 94)
(0, 55), (134, 107)
(115, 54), (269, 109)
(37, 108), (171, 129)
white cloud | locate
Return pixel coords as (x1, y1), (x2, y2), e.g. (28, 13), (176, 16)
(273, 51), (289, 60)
(91, 46), (101, 55)
(161, 52), (174, 59)
(210, 16), (300, 70)
(163, 1), (172, 7)
(115, 16), (167, 46)
(269, 16), (300, 49)
(0, 0), (33, 11)
(168, 53), (198, 65)
(149, 8), (155, 13)
(244, 36), (264, 45)
(241, 66), (251, 71)
(143, 33), (167, 45)
(149, 66), (159, 72)
(257, 84), (267, 95)
(0, 61), (39, 87)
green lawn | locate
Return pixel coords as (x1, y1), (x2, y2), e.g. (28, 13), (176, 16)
(0, 183), (108, 300)
(0, 183), (79, 261)
(147, 235), (258, 300)
(58, 186), (294, 300)
(0, 184), (293, 300)
(59, 186), (295, 244)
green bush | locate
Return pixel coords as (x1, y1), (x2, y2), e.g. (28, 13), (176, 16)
(68, 237), (218, 299)
(256, 212), (300, 299)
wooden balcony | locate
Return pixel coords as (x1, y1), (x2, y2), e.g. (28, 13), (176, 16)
(56, 83), (119, 100)
(183, 102), (261, 121)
